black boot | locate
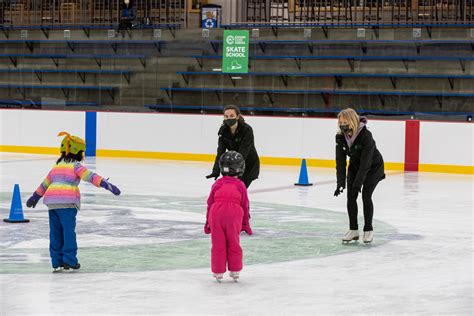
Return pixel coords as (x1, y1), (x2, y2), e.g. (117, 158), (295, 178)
(63, 262), (81, 271)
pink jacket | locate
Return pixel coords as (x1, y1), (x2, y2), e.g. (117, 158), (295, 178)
(205, 176), (252, 235)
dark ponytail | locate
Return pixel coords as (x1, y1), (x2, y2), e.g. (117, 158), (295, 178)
(56, 151), (84, 164)
(224, 104), (245, 125)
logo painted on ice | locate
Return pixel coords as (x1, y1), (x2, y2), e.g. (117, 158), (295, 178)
(0, 193), (400, 274)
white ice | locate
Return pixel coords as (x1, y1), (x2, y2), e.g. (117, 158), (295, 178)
(0, 153), (472, 315)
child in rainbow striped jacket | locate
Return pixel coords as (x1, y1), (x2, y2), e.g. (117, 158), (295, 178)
(26, 132), (121, 272)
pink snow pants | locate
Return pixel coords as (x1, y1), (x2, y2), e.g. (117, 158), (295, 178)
(209, 203), (243, 274)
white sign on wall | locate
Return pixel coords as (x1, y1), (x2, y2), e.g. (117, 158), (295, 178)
(357, 28), (366, 38)
(412, 28), (422, 38)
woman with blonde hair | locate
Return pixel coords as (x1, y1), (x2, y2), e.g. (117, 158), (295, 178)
(334, 108), (385, 244)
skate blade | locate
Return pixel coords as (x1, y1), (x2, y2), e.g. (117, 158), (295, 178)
(215, 278), (222, 283)
(342, 237), (359, 244)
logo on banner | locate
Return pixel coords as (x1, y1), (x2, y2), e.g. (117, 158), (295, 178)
(222, 30), (249, 74)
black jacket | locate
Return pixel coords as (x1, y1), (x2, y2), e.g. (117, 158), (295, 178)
(212, 122), (260, 182)
(336, 126), (385, 189)
(121, 1), (137, 19)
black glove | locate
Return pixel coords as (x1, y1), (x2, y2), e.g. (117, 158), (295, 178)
(334, 185), (345, 197)
(26, 192), (41, 208)
(353, 186), (362, 193)
(206, 172), (219, 180)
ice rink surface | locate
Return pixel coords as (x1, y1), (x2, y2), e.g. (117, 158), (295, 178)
(0, 153), (472, 315)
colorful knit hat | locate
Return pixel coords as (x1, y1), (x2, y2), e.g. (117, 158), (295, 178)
(58, 132), (86, 155)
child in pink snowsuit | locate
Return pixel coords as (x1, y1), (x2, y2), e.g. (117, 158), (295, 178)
(204, 151), (252, 281)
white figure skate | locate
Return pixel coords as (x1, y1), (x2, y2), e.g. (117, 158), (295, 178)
(229, 271), (240, 282)
(213, 273), (224, 282)
(342, 230), (359, 244)
(363, 231), (374, 244)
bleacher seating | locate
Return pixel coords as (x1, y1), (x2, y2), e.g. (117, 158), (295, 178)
(144, 104), (473, 119)
(0, 39), (165, 53)
(0, 24), (472, 115)
(191, 54), (474, 72)
(0, 84), (118, 101)
(0, 68), (132, 84)
(209, 39), (474, 54)
(160, 87), (474, 109)
(177, 71), (474, 90)
(0, 99), (98, 108)
(0, 53), (146, 68)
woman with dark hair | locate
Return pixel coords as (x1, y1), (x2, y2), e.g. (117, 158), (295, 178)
(206, 105), (260, 188)
(334, 108), (385, 244)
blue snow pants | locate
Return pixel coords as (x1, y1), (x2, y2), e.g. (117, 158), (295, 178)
(48, 208), (78, 268)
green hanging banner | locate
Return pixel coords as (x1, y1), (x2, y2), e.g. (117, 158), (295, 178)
(222, 30), (249, 74)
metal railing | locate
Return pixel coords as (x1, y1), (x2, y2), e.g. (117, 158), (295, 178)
(0, 0), (187, 27)
(244, 0), (473, 25)
(1, 0), (472, 28)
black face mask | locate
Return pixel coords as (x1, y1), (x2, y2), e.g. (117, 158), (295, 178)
(340, 124), (351, 134)
(224, 118), (238, 127)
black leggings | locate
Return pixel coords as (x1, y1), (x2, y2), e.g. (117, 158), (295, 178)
(346, 182), (379, 231)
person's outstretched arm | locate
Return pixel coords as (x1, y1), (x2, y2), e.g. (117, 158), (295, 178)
(240, 183), (252, 235)
(26, 170), (52, 208)
(237, 126), (255, 160)
(204, 183), (219, 234)
(74, 162), (103, 187)
(335, 134), (347, 197)
(74, 162), (121, 195)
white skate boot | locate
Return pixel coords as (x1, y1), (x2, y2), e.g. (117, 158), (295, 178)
(342, 230), (359, 244)
(363, 231), (373, 244)
(213, 273), (224, 282)
(229, 271), (240, 282)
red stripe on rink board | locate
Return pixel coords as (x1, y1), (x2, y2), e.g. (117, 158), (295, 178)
(404, 120), (420, 172)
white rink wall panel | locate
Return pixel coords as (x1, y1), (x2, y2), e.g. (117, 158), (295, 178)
(367, 120), (406, 164)
(0, 110), (85, 148)
(96, 112), (222, 154)
(419, 122), (473, 166)
(96, 113), (402, 163)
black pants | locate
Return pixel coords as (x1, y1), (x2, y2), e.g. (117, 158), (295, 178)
(346, 181), (379, 231)
(118, 19), (133, 30)
(241, 161), (259, 189)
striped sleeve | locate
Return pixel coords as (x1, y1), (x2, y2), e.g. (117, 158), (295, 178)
(74, 162), (103, 187)
(35, 170), (53, 196)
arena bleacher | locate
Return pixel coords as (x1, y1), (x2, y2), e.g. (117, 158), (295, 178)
(0, 0), (472, 119)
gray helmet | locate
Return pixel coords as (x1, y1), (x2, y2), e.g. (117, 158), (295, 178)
(219, 151), (245, 177)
